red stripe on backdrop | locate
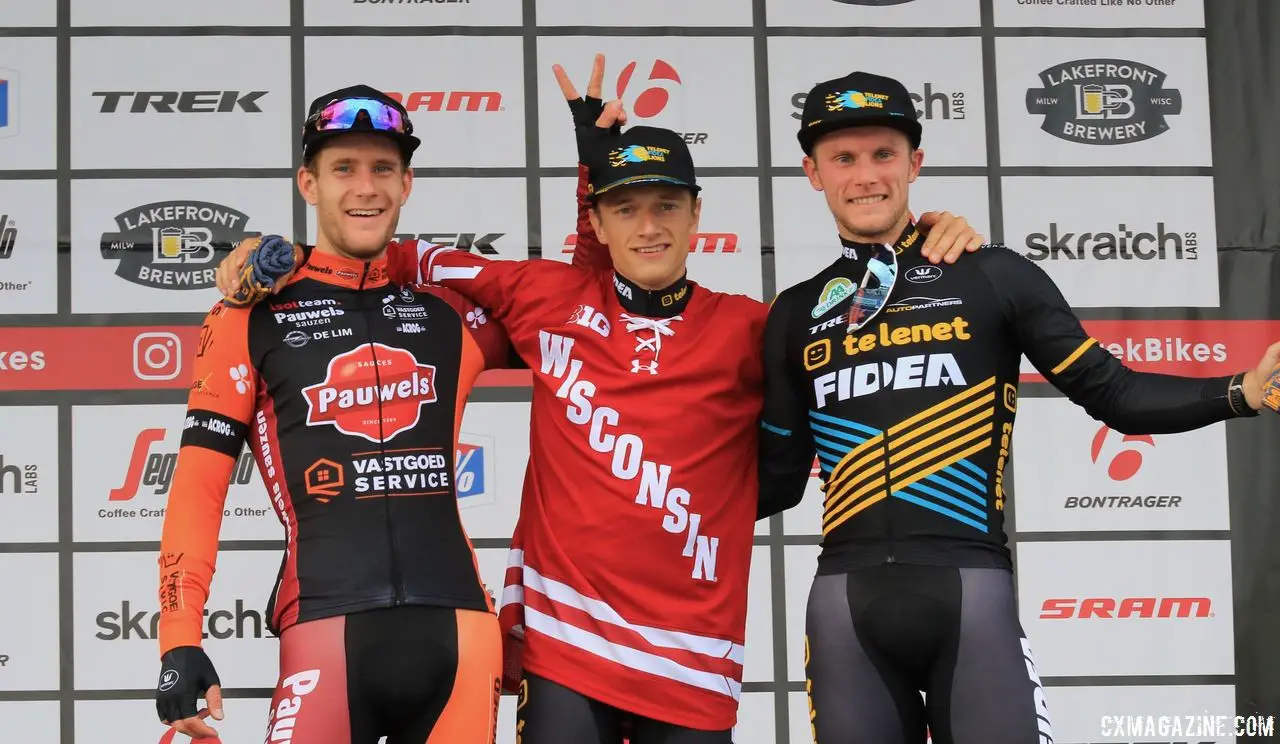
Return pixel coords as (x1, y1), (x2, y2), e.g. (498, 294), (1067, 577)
(0, 326), (533, 391)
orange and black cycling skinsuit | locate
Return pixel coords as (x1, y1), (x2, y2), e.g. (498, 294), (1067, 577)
(157, 246), (510, 743)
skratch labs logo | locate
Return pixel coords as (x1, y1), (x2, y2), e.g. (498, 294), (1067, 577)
(100, 201), (260, 290)
(1026, 58), (1182, 145)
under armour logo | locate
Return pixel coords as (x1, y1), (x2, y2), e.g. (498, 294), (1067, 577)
(631, 360), (658, 375)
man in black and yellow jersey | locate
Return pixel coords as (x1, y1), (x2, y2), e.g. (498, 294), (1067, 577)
(756, 70), (1280, 744)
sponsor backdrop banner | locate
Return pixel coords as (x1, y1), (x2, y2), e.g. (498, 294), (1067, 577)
(2, 1), (1278, 742)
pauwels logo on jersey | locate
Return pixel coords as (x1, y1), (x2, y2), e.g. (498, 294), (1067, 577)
(536, 330), (720, 582)
(302, 342), (438, 444)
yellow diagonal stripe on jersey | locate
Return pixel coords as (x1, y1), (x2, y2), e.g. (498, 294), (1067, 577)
(823, 476), (887, 536)
(824, 432), (884, 496)
(887, 391), (994, 466)
(887, 376), (996, 438)
(1052, 338), (1098, 376)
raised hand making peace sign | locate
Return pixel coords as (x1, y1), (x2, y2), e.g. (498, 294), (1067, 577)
(552, 53), (628, 165)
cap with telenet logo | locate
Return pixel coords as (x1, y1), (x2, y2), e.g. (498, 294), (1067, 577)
(301, 84), (422, 163)
(797, 71), (922, 156)
(585, 125), (701, 200)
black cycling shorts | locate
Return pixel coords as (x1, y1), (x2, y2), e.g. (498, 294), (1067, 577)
(516, 672), (733, 744)
(264, 604), (501, 744)
(804, 563), (1054, 744)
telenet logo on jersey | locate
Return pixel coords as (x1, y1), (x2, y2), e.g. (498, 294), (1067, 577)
(804, 317), (973, 409)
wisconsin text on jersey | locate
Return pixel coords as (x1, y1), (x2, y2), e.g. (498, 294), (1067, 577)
(538, 322), (720, 582)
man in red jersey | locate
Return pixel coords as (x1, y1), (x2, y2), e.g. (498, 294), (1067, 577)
(213, 57), (984, 744)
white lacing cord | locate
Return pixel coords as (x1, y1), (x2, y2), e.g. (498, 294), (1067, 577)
(619, 313), (682, 374)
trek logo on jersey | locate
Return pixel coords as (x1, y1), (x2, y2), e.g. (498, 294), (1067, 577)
(811, 277), (855, 318)
(1026, 58), (1183, 145)
(302, 343), (438, 444)
(813, 354), (968, 409)
(538, 331), (721, 582)
(100, 201), (259, 290)
(1024, 222), (1198, 261)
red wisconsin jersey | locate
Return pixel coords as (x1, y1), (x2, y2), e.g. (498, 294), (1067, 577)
(388, 237), (767, 730)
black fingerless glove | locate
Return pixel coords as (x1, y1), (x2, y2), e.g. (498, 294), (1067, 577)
(155, 646), (221, 725)
(567, 95), (620, 168)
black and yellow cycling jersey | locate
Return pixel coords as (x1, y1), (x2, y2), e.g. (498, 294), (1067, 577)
(758, 223), (1255, 573)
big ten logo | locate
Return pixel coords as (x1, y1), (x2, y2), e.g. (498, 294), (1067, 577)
(567, 304), (611, 339)
(110, 430), (256, 501)
(616, 59), (682, 119)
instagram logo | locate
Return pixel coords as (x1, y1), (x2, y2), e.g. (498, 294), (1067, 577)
(133, 332), (183, 381)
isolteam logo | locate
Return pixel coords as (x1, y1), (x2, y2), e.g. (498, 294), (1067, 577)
(1039, 596), (1213, 619)
(0, 453), (38, 494)
(394, 232), (503, 255)
(562, 233), (738, 254)
(100, 201), (260, 290)
(1026, 58), (1183, 145)
(302, 343), (439, 443)
(1023, 222), (1197, 261)
(792, 82), (967, 122)
(92, 90), (268, 114)
(384, 90), (502, 112)
(95, 599), (273, 640)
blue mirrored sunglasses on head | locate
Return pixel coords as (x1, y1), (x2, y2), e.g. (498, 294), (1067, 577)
(308, 98), (409, 134)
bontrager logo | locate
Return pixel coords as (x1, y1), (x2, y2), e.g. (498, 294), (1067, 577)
(792, 81), (966, 121)
(95, 600), (274, 640)
(1024, 222), (1197, 261)
(1026, 58), (1182, 145)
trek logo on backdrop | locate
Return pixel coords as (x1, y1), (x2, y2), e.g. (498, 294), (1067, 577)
(385, 90), (503, 113)
(393, 232), (503, 255)
(1039, 596), (1213, 619)
(1023, 222), (1198, 261)
(792, 82), (967, 121)
(1026, 58), (1183, 145)
(92, 90), (267, 114)
(100, 201), (260, 290)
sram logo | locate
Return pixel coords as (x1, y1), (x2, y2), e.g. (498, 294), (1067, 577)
(1039, 596), (1213, 619)
(385, 91), (503, 113)
(562, 233), (738, 254)
(302, 343), (438, 444)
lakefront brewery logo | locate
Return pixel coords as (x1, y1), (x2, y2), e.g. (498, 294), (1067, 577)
(1026, 58), (1182, 145)
(302, 342), (438, 444)
(100, 201), (259, 290)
